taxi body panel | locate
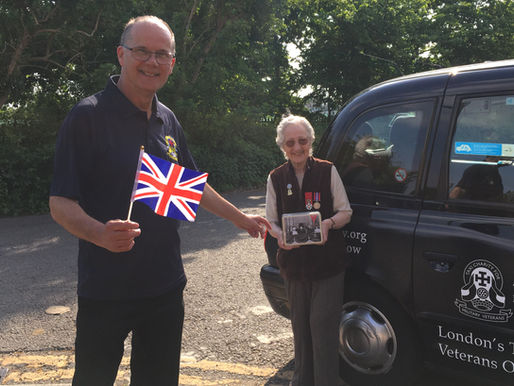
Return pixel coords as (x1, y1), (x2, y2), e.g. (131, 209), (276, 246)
(260, 59), (514, 385)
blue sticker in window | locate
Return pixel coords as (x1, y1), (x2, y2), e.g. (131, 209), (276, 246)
(455, 142), (502, 156)
(506, 96), (514, 105)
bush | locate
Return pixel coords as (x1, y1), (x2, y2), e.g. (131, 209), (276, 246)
(0, 94), (74, 216)
(0, 96), (287, 216)
(190, 121), (284, 192)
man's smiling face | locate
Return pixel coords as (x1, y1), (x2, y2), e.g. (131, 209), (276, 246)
(117, 20), (175, 97)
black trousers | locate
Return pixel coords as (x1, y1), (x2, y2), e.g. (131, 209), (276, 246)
(72, 286), (185, 386)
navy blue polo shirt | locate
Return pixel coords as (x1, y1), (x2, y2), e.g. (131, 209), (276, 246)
(50, 76), (196, 300)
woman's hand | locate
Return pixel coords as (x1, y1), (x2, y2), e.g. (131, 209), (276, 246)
(278, 235), (298, 250)
(271, 225), (298, 250)
(320, 219), (333, 244)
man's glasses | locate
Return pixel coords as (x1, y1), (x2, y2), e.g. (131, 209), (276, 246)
(122, 45), (175, 65)
(284, 138), (309, 148)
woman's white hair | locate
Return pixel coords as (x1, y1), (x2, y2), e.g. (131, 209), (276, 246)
(276, 114), (315, 158)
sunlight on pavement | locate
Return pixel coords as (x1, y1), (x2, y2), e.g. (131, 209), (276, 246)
(0, 352), (288, 385)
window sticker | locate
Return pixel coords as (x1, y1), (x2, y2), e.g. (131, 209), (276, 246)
(394, 168), (407, 182)
(455, 142), (514, 157)
(506, 96), (514, 105)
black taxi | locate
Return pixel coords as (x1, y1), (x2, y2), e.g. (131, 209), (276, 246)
(260, 59), (514, 386)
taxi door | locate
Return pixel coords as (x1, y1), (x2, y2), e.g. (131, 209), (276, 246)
(414, 68), (514, 384)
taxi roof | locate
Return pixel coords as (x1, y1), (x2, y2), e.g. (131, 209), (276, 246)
(385, 58), (514, 83)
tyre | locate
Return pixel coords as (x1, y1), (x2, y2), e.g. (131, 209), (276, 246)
(339, 280), (422, 386)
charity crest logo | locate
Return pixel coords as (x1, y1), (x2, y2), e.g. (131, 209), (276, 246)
(455, 259), (512, 323)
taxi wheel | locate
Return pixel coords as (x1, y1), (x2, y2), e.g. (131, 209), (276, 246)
(339, 281), (422, 386)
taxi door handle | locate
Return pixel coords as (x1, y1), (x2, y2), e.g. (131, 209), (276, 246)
(423, 251), (457, 273)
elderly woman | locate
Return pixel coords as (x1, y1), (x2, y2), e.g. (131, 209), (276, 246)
(266, 114), (352, 386)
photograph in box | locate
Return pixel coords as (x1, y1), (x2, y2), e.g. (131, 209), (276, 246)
(282, 211), (323, 246)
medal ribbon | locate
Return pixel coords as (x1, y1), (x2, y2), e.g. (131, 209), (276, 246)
(305, 192), (312, 209)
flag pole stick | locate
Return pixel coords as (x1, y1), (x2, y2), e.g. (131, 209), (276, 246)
(127, 201), (134, 221)
(127, 146), (145, 221)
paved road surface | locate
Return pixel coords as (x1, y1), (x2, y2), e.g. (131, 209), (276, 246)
(0, 189), (473, 385)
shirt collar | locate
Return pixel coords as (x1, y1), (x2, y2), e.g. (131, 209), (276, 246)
(105, 75), (164, 121)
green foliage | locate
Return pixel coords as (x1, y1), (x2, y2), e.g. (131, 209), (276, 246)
(1, 0), (107, 107)
(1, 0), (513, 216)
(286, 0), (513, 119)
(286, 0), (435, 117)
(0, 0), (293, 216)
(153, 0), (293, 192)
(192, 132), (284, 192)
(0, 84), (77, 215)
(428, 0), (514, 66)
(171, 106), (285, 191)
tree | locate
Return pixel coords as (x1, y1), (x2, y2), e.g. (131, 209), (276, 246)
(0, 0), (293, 214)
(0, 1), (107, 107)
(286, 0), (513, 119)
(155, 0), (292, 189)
(428, 0), (514, 66)
(285, 0), (434, 119)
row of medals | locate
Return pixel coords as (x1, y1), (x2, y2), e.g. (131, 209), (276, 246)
(287, 183), (321, 210)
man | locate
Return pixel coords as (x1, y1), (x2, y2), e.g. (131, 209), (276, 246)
(49, 15), (269, 385)
(449, 155), (504, 201)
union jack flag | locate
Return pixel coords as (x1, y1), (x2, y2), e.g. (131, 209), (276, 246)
(130, 150), (208, 222)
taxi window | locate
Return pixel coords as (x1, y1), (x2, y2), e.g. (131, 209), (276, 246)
(449, 95), (514, 204)
(336, 101), (433, 195)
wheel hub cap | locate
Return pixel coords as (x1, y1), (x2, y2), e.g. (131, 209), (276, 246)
(339, 301), (397, 374)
